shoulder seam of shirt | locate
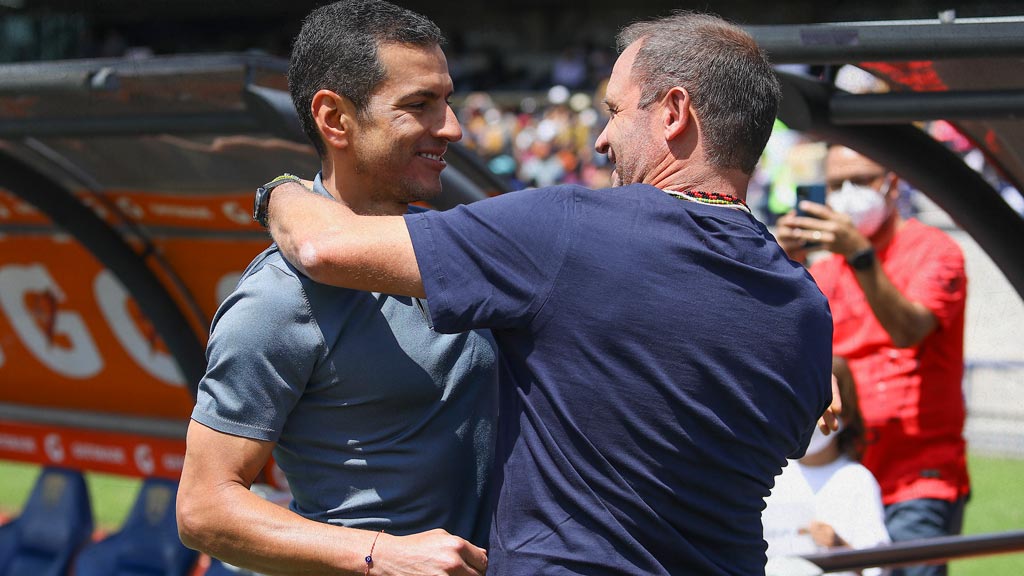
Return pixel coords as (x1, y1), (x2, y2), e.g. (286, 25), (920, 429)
(247, 255), (331, 371)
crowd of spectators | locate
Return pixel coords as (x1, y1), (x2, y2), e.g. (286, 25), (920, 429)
(5, 12), (1019, 218)
(450, 63), (1023, 225)
(455, 86), (615, 192)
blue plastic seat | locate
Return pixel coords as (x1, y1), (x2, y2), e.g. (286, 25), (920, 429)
(73, 477), (197, 576)
(0, 466), (95, 576)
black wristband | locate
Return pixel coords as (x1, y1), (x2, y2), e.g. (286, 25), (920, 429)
(254, 173), (302, 228)
(846, 246), (876, 271)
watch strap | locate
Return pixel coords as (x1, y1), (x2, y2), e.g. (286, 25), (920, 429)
(846, 246), (876, 271)
(254, 173), (302, 227)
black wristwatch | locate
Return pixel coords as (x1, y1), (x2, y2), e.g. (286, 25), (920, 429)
(254, 173), (302, 228)
(847, 246), (876, 271)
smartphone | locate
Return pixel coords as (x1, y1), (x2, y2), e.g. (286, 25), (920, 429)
(795, 184), (826, 218)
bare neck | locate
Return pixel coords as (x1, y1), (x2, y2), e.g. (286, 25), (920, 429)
(652, 163), (751, 201)
(320, 162), (410, 217)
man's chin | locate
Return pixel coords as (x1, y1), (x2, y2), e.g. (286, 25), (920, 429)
(400, 182), (442, 205)
(611, 170), (623, 187)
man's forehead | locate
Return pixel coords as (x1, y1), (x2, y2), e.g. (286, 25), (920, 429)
(605, 43), (641, 103)
(826, 147), (886, 177)
(375, 43), (451, 93)
(378, 43), (447, 73)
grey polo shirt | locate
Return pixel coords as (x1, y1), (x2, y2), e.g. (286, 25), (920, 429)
(192, 176), (498, 545)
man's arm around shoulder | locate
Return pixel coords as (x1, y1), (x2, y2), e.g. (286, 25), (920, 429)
(177, 421), (487, 575)
(267, 182), (425, 298)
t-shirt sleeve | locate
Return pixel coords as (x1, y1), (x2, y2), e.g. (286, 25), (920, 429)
(191, 262), (323, 442)
(901, 233), (967, 330)
(404, 186), (576, 333)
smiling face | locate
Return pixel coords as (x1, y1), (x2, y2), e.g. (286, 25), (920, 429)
(594, 41), (662, 187)
(349, 42), (462, 208)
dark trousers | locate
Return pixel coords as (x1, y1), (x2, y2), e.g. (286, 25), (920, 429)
(885, 496), (968, 576)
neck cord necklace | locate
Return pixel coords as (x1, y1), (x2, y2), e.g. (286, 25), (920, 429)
(663, 189), (751, 213)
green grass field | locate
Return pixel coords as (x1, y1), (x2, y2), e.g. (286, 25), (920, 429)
(0, 460), (141, 532)
(951, 455), (1024, 575)
(1, 454), (1022, 572)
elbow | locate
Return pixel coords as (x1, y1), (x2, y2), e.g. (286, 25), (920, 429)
(889, 305), (937, 349)
(889, 334), (914, 349)
(889, 327), (927, 349)
(293, 233), (335, 283)
(176, 487), (214, 552)
(272, 223), (324, 278)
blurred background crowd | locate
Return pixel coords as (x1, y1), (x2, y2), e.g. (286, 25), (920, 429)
(2, 0), (1023, 221)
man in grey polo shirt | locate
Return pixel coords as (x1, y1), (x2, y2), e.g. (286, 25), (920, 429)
(175, 2), (495, 575)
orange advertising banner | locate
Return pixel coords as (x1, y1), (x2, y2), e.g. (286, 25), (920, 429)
(0, 420), (186, 479)
(0, 185), (285, 483)
(0, 189), (272, 421)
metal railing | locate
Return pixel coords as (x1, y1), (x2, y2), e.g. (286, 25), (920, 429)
(801, 530), (1024, 573)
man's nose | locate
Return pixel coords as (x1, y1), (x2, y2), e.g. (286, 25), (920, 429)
(594, 124), (610, 154)
(438, 105), (463, 142)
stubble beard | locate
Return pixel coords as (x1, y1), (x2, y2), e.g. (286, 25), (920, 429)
(353, 147), (440, 208)
(609, 117), (657, 188)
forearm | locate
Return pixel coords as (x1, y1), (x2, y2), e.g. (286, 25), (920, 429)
(854, 265), (936, 347)
(267, 182), (424, 297)
(178, 420), (486, 575)
(179, 480), (372, 575)
(266, 182), (350, 278)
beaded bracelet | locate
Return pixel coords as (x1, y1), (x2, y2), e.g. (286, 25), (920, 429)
(364, 530), (384, 576)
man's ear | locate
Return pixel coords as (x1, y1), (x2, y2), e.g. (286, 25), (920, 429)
(312, 89), (356, 150)
(662, 86), (691, 141)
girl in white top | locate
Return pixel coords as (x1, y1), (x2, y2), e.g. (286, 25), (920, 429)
(763, 357), (891, 576)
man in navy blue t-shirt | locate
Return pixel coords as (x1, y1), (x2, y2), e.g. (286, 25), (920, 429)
(261, 11), (833, 576)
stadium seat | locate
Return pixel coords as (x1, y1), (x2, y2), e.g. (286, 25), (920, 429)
(73, 477), (197, 576)
(0, 466), (95, 576)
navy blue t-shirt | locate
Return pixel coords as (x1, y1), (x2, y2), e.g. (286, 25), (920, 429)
(405, 184), (832, 575)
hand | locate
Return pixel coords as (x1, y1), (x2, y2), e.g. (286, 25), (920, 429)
(372, 529), (488, 576)
(777, 202), (872, 259)
(774, 210), (811, 262)
(800, 520), (848, 549)
(817, 373), (842, 435)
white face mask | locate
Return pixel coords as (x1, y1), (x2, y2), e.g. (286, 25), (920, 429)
(803, 421), (842, 457)
(827, 177), (892, 237)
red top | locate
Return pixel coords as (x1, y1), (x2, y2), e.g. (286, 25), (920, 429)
(809, 219), (970, 505)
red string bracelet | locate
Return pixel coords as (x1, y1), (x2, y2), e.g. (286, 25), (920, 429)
(364, 530), (384, 576)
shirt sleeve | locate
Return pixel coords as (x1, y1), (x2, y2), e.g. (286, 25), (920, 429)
(191, 261), (323, 442)
(901, 233), (967, 331)
(404, 186), (577, 333)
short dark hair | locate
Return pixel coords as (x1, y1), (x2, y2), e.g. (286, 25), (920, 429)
(288, 0), (445, 157)
(616, 11), (780, 174)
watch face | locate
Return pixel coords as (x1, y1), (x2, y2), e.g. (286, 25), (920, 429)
(254, 186), (269, 226)
(254, 175), (299, 228)
(850, 248), (875, 270)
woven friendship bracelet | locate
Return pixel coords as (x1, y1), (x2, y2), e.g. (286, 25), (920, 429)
(364, 530), (384, 576)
